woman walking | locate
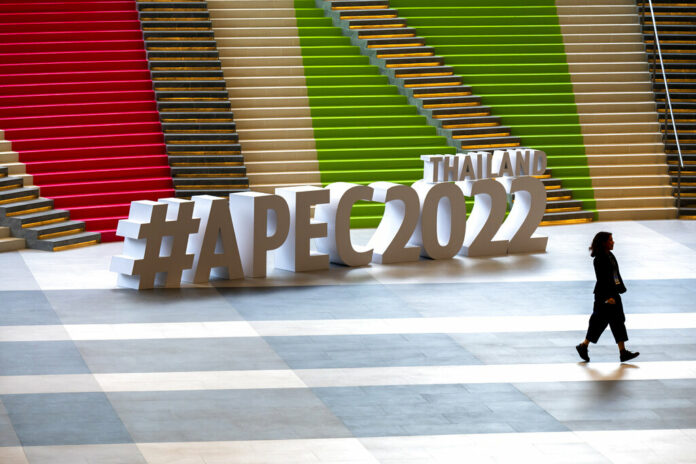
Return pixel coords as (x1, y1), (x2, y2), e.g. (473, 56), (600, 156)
(576, 232), (639, 363)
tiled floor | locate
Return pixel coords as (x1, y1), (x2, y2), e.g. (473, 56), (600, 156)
(0, 220), (695, 463)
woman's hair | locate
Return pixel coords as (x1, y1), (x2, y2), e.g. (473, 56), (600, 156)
(589, 231), (612, 257)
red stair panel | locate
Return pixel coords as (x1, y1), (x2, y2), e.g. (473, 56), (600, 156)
(0, 0), (174, 242)
(0, 111), (160, 129)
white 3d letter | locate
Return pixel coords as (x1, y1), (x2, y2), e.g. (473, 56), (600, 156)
(367, 181), (421, 264)
(315, 182), (374, 266)
(275, 186), (330, 272)
(497, 176), (548, 253)
(409, 180), (466, 260)
(183, 195), (244, 283)
(229, 192), (290, 278)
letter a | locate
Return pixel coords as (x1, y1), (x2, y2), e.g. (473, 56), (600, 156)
(183, 195), (244, 283)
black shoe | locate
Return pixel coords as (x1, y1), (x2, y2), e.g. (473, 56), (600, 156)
(620, 349), (640, 362)
(576, 344), (590, 362)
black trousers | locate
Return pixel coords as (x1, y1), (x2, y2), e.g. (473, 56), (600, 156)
(585, 295), (629, 344)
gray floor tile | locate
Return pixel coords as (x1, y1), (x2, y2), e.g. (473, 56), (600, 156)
(1, 393), (133, 446)
(45, 288), (240, 324)
(265, 333), (481, 369)
(218, 284), (422, 320)
(451, 329), (696, 364)
(0, 399), (20, 446)
(0, 341), (90, 375)
(0, 290), (60, 326)
(314, 384), (567, 437)
(75, 337), (288, 373)
(107, 389), (352, 442)
(516, 379), (696, 431)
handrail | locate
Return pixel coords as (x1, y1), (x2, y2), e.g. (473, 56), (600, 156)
(639, 0), (684, 216)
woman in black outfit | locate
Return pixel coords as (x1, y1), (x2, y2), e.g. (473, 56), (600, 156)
(576, 232), (639, 363)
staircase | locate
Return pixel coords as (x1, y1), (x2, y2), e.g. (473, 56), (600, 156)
(317, 0), (594, 224)
(642, 0), (696, 219)
(210, 0), (461, 227)
(0, 163), (99, 252)
(557, 0), (675, 220)
(137, 0), (250, 197)
(0, 0), (175, 242)
(207, 0), (322, 193)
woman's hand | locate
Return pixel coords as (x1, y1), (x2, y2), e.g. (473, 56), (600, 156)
(605, 298), (616, 305)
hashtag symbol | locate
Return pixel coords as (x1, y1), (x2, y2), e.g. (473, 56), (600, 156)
(110, 199), (201, 289)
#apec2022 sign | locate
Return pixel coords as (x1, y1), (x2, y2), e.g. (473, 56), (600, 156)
(111, 149), (549, 290)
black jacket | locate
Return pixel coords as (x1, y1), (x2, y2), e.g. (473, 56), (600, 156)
(593, 251), (626, 300)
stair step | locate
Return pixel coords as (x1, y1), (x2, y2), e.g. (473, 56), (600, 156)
(171, 166), (246, 177)
(165, 133), (239, 144)
(28, 231), (101, 252)
(0, 236), (25, 252)
(0, 198), (53, 219)
(21, 220), (86, 241)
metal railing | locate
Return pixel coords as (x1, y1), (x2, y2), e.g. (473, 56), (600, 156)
(639, 0), (684, 216)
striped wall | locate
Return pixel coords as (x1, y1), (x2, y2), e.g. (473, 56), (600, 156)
(208, 0), (322, 193)
(209, 0), (676, 224)
(555, 0), (675, 220)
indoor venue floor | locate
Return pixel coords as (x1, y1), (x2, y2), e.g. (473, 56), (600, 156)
(1, 220), (695, 463)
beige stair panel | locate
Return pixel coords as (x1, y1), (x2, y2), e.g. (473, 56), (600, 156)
(246, 160), (319, 173)
(235, 117), (314, 130)
(209, 8), (297, 19)
(227, 86), (309, 98)
(568, 62), (648, 73)
(221, 56), (304, 68)
(0, 141), (12, 151)
(570, 71), (650, 83)
(591, 185), (673, 198)
(574, 91), (657, 104)
(213, 27), (301, 38)
(557, 6), (639, 16)
(229, 96), (310, 108)
(242, 149), (319, 162)
(232, 107), (313, 118)
(579, 122), (660, 134)
(216, 37), (301, 47)
(583, 143), (664, 155)
(0, 237), (26, 252)
(571, 82), (652, 93)
(564, 42), (645, 54)
(582, 132), (662, 145)
(556, 0), (637, 6)
(578, 112), (658, 124)
(590, 174), (671, 188)
(238, 128), (315, 140)
(223, 66), (305, 77)
(0, 151), (18, 164)
(594, 196), (676, 209)
(219, 46), (306, 58)
(0, 226), (25, 252)
(585, 153), (668, 165)
(562, 33), (645, 44)
(248, 171), (322, 184)
(213, 18), (297, 28)
(575, 101), (656, 113)
(226, 76), (308, 87)
(565, 52), (650, 63)
(559, 24), (641, 34)
(207, 1), (296, 9)
(589, 164), (668, 177)
(241, 138), (317, 151)
(557, 0), (674, 220)
(596, 207), (677, 221)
